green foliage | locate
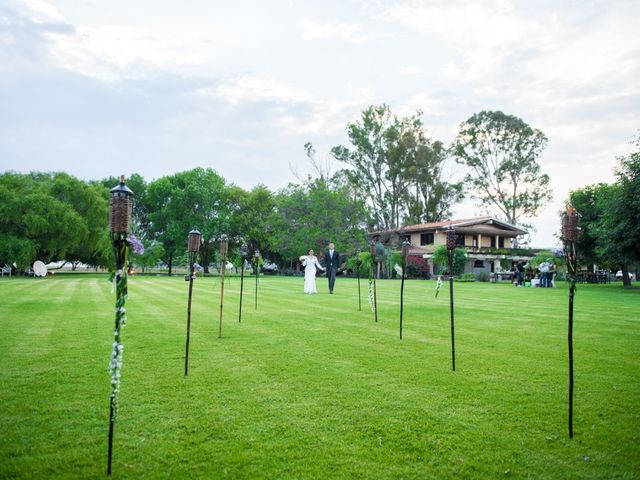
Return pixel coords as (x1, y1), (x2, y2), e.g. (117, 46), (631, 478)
(271, 181), (368, 265)
(145, 168), (230, 274)
(452, 110), (552, 231)
(0, 172), (107, 268)
(344, 251), (372, 277)
(456, 272), (476, 282)
(431, 245), (467, 276)
(474, 271), (490, 282)
(529, 250), (564, 269)
(131, 239), (165, 272)
(228, 184), (277, 259)
(569, 183), (616, 267)
(331, 104), (462, 229)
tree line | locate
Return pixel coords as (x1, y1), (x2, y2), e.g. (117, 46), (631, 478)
(569, 134), (640, 286)
(14, 104), (627, 276)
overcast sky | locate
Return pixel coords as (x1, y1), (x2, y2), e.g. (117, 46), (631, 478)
(1, 0), (639, 247)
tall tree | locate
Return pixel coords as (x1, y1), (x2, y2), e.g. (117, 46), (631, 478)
(331, 105), (463, 229)
(596, 135), (640, 286)
(331, 105), (414, 229)
(228, 184), (277, 258)
(145, 168), (230, 275)
(271, 180), (369, 267)
(0, 172), (99, 268)
(451, 110), (552, 231)
(404, 138), (464, 224)
(569, 183), (616, 267)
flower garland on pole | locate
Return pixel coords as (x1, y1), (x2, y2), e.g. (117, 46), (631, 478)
(369, 240), (378, 322)
(254, 249), (260, 310)
(184, 228), (201, 377)
(106, 176), (134, 476)
(561, 205), (580, 438)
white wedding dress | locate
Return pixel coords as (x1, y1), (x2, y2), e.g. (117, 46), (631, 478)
(302, 256), (324, 294)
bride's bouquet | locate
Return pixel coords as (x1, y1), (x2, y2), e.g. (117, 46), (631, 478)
(299, 255), (308, 262)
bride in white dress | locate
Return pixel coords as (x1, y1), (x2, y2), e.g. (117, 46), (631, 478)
(300, 249), (325, 294)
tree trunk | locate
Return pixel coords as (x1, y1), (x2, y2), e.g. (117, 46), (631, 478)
(168, 253), (173, 276)
(201, 241), (210, 274)
(621, 264), (632, 287)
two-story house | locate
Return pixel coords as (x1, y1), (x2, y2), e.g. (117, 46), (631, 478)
(369, 217), (535, 277)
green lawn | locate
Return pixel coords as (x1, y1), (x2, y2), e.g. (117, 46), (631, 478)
(0, 274), (638, 479)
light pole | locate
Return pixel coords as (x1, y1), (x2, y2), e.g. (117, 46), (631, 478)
(561, 205), (580, 438)
(185, 228), (201, 376)
(446, 226), (457, 371)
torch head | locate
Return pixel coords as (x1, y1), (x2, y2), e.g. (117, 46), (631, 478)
(188, 229), (201, 253)
(561, 205), (581, 244)
(446, 225), (457, 251)
(109, 175), (133, 234)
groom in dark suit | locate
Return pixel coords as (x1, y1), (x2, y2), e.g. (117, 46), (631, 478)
(324, 242), (340, 294)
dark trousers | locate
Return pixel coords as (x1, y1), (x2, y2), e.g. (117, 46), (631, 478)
(328, 267), (337, 292)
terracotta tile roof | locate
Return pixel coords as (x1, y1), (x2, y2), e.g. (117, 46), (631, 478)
(399, 217), (491, 231)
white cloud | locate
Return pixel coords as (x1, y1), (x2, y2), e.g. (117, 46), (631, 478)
(396, 65), (424, 75)
(203, 76), (313, 105)
(298, 18), (371, 44)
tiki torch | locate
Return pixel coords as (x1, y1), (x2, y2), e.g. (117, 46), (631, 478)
(239, 242), (248, 322)
(107, 175), (133, 475)
(369, 240), (378, 323)
(254, 248), (260, 310)
(184, 228), (201, 377)
(218, 235), (228, 338)
(561, 205), (580, 438)
(446, 225), (457, 371)
(400, 238), (410, 339)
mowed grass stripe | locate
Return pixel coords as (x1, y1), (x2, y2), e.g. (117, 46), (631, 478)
(0, 275), (638, 479)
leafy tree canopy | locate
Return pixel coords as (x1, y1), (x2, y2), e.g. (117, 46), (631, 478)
(452, 110), (552, 231)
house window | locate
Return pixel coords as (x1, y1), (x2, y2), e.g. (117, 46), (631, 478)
(473, 235), (478, 247)
(456, 234), (465, 246)
(420, 233), (434, 245)
(498, 237), (505, 248)
(491, 237), (496, 248)
(474, 260), (484, 268)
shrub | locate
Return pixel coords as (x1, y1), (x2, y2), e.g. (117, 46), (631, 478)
(475, 272), (490, 282)
(455, 272), (476, 282)
(405, 255), (431, 279)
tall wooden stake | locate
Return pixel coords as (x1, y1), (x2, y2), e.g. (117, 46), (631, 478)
(106, 176), (133, 476)
(254, 249), (260, 310)
(448, 249), (456, 371)
(369, 241), (378, 323)
(218, 235), (228, 338)
(184, 229), (201, 376)
(184, 255), (196, 376)
(562, 205), (580, 438)
(400, 240), (410, 339)
(446, 226), (456, 372)
(357, 258), (362, 312)
(239, 244), (247, 322)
